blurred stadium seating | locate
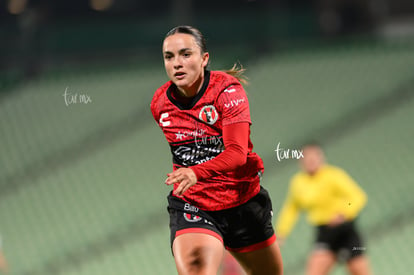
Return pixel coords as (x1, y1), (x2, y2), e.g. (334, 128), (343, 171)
(1, 37), (413, 275)
(1, 1), (414, 274)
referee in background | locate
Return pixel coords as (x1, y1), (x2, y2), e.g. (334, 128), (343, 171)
(275, 143), (372, 275)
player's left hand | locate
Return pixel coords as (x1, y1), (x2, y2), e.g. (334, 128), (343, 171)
(165, 168), (197, 196)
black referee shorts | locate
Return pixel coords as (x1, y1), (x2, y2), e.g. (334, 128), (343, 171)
(167, 186), (276, 253)
(314, 220), (366, 262)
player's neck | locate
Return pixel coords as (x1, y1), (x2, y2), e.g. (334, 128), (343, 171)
(171, 86), (192, 105)
(176, 72), (205, 98)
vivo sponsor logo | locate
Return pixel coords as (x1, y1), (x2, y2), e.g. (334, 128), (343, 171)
(224, 98), (246, 108)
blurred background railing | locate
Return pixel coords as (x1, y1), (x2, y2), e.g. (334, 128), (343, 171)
(0, 1), (413, 274)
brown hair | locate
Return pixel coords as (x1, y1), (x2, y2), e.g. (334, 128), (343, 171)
(165, 26), (249, 85)
(223, 62), (249, 85)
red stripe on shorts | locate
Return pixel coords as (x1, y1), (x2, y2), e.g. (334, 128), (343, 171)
(175, 228), (223, 244)
(226, 234), (276, 253)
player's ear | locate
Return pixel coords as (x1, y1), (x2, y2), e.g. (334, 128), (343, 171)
(202, 52), (209, 68)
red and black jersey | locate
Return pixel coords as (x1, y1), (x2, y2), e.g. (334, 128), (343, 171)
(151, 70), (264, 211)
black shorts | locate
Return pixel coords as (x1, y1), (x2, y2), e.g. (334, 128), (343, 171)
(167, 186), (276, 253)
(314, 220), (366, 261)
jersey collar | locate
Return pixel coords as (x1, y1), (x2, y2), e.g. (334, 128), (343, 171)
(167, 70), (210, 110)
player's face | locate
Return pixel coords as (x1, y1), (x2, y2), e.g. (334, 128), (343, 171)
(300, 146), (325, 175)
(163, 33), (209, 96)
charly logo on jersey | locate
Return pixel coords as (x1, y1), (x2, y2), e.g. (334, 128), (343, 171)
(183, 213), (202, 222)
(159, 112), (170, 127)
(199, 105), (218, 125)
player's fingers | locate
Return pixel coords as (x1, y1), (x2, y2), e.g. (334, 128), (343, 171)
(180, 180), (194, 195)
(174, 182), (183, 196)
(174, 180), (190, 196)
(165, 172), (181, 185)
(178, 179), (196, 196)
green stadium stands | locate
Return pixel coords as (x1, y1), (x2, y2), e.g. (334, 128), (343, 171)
(0, 38), (413, 275)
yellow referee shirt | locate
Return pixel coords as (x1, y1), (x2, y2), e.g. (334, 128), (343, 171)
(275, 165), (367, 238)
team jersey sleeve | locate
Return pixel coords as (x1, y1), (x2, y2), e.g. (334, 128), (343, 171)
(216, 84), (251, 126)
(151, 90), (167, 129)
(150, 99), (159, 123)
(190, 122), (249, 180)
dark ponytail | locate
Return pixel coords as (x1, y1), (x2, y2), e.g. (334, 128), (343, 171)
(223, 62), (249, 85)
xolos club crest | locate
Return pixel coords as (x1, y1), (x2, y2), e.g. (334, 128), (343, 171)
(183, 213), (203, 222)
(199, 105), (219, 125)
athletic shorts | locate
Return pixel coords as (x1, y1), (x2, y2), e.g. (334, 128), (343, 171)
(167, 186), (276, 253)
(314, 220), (366, 261)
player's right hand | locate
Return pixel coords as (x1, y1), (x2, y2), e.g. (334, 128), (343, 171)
(165, 168), (198, 197)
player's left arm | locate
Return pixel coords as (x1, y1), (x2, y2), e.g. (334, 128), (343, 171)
(165, 84), (251, 196)
(166, 122), (249, 196)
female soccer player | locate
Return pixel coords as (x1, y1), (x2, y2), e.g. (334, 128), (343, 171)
(151, 26), (283, 275)
(275, 143), (372, 275)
